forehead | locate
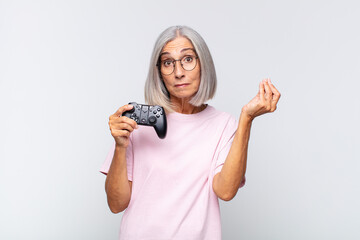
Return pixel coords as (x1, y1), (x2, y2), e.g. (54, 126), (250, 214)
(161, 37), (195, 55)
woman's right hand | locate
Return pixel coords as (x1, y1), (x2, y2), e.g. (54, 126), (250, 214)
(108, 104), (139, 148)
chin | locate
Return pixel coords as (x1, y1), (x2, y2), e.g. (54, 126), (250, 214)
(172, 91), (197, 100)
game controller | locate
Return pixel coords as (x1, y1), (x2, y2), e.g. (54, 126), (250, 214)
(122, 102), (167, 139)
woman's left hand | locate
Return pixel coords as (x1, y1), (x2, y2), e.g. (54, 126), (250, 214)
(241, 78), (281, 121)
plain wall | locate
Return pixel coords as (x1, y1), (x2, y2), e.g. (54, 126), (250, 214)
(0, 0), (359, 239)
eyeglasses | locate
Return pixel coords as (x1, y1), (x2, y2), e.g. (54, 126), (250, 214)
(157, 55), (199, 75)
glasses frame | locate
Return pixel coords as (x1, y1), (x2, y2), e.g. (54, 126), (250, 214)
(157, 55), (199, 76)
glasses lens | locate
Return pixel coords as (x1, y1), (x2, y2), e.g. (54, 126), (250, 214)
(181, 55), (197, 71)
(160, 60), (174, 75)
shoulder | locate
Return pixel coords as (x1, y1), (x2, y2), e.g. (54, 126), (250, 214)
(207, 105), (238, 126)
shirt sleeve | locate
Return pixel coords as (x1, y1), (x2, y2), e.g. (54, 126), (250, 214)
(99, 137), (134, 181)
(213, 116), (246, 188)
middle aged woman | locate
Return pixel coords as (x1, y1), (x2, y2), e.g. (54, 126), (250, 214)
(101, 25), (281, 240)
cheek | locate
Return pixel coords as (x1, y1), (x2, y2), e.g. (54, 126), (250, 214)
(161, 77), (173, 90)
(191, 67), (201, 85)
(193, 63), (201, 80)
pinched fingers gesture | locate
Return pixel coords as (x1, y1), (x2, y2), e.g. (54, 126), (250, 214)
(108, 104), (139, 148)
(242, 78), (281, 120)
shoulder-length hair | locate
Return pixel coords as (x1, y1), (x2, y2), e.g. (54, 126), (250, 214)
(144, 25), (217, 113)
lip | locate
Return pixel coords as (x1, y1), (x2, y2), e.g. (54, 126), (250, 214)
(175, 83), (190, 88)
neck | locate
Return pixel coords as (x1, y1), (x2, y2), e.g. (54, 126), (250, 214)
(170, 97), (206, 114)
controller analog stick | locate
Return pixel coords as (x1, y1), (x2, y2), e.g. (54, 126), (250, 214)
(149, 116), (156, 124)
(128, 107), (135, 113)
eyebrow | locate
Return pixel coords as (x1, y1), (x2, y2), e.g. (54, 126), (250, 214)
(160, 48), (196, 57)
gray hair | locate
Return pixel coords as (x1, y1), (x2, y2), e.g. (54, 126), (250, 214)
(144, 25), (217, 113)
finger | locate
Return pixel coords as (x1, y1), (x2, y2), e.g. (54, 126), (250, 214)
(259, 80), (265, 102)
(110, 120), (135, 132)
(120, 116), (138, 129)
(113, 104), (134, 117)
(268, 79), (281, 100)
(109, 116), (137, 130)
(115, 116), (138, 129)
(110, 129), (131, 138)
(117, 123), (135, 132)
(263, 79), (273, 101)
(266, 82), (278, 112)
(268, 83), (280, 101)
(266, 79), (281, 112)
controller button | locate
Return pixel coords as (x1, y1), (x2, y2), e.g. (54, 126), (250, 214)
(156, 114), (160, 118)
(149, 116), (156, 124)
(153, 110), (157, 114)
(141, 118), (146, 123)
(157, 108), (161, 112)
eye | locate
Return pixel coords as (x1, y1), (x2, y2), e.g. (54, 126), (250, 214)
(162, 60), (173, 67)
(183, 56), (193, 63)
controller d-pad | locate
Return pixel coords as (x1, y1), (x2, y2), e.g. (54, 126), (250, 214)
(131, 117), (138, 122)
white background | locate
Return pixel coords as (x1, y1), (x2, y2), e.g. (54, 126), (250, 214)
(0, 0), (359, 239)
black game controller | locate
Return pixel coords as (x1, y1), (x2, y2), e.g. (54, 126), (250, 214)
(122, 102), (167, 139)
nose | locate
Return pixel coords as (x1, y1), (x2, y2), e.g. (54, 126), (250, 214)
(174, 60), (185, 79)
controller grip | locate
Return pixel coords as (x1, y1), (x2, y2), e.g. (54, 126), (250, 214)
(154, 115), (167, 139)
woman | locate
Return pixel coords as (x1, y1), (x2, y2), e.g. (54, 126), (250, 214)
(100, 25), (281, 240)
